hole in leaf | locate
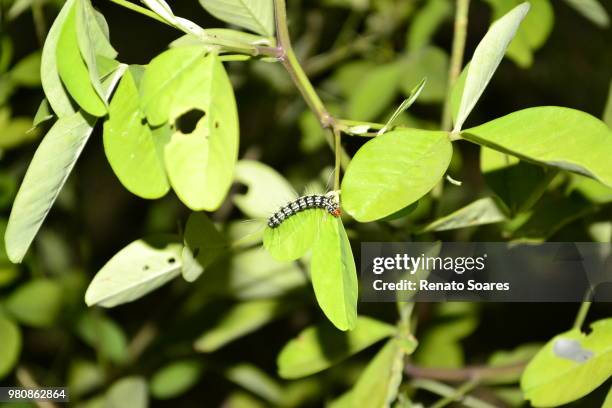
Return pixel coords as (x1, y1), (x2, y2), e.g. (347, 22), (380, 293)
(175, 109), (205, 134)
(214, 121), (220, 129)
(167, 257), (176, 264)
(143, 265), (149, 271)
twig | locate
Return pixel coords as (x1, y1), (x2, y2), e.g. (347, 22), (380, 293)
(441, 0), (470, 131)
(405, 360), (527, 382)
(16, 367), (59, 408)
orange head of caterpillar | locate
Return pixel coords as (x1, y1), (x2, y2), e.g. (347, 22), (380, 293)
(331, 207), (342, 217)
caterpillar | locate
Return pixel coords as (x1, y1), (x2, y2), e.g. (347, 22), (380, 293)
(267, 192), (341, 229)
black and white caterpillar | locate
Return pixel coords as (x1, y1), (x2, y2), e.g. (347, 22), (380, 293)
(267, 192), (341, 229)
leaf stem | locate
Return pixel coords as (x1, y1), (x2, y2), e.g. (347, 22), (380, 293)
(441, 0), (470, 131)
(411, 379), (494, 408)
(573, 293), (593, 330)
(334, 127), (341, 190)
(405, 360), (527, 382)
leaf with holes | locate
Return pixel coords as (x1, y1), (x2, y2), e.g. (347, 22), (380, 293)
(521, 318), (612, 406)
(310, 215), (357, 331)
(342, 129), (452, 222)
(84, 236), (183, 307)
(104, 67), (170, 199)
(233, 160), (296, 219)
(141, 47), (239, 210)
(198, 0), (274, 37)
(277, 316), (396, 379)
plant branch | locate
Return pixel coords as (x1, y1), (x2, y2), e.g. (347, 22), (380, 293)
(441, 0), (470, 131)
(573, 291), (593, 329)
(411, 379), (496, 408)
(405, 360), (527, 382)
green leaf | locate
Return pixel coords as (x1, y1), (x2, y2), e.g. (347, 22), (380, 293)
(481, 147), (556, 216)
(485, 0), (553, 68)
(76, 0), (117, 106)
(84, 237), (183, 307)
(182, 212), (227, 282)
(198, 0), (274, 37)
(277, 316), (396, 379)
(399, 46), (448, 103)
(604, 386), (612, 408)
(41, 0), (77, 117)
(56, 2), (106, 117)
(603, 79), (612, 128)
(195, 299), (288, 352)
(310, 216), (357, 331)
(233, 160), (296, 219)
(379, 78), (427, 135)
(150, 360), (202, 399)
(463, 107), (612, 187)
(32, 99), (54, 129)
(105, 377), (148, 408)
(141, 47), (239, 210)
(0, 314), (21, 379)
(263, 209), (322, 261)
(421, 197), (506, 232)
(342, 129), (452, 222)
(5, 279), (62, 328)
(68, 360), (105, 397)
(225, 364), (283, 405)
(10, 51), (41, 87)
(453, 2), (530, 132)
(341, 339), (405, 408)
(521, 318), (612, 406)
(76, 313), (129, 364)
(487, 343), (542, 384)
(103, 67), (170, 199)
(564, 0), (609, 28)
(0, 109), (39, 150)
(407, 0), (452, 51)
(5, 62), (126, 264)
(347, 62), (402, 121)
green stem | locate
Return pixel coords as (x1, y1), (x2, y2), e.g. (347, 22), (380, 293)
(411, 379), (495, 408)
(334, 127), (341, 190)
(441, 0), (470, 131)
(573, 293), (593, 330)
(405, 361), (527, 382)
(106, 0), (173, 27)
(274, 0), (332, 128)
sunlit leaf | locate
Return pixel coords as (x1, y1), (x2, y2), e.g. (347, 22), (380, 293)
(342, 129), (452, 222)
(104, 67), (170, 199)
(85, 237), (183, 307)
(463, 107), (612, 187)
(564, 0), (609, 28)
(277, 316), (396, 379)
(310, 216), (357, 331)
(263, 209), (322, 261)
(421, 197), (506, 232)
(141, 47), (239, 210)
(226, 364), (283, 404)
(198, 0), (274, 37)
(521, 318), (612, 406)
(453, 2), (530, 132)
(233, 160), (296, 219)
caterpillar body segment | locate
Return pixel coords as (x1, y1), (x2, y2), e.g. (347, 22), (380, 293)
(267, 192), (341, 229)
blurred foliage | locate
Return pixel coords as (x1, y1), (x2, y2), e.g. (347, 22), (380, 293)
(0, 0), (611, 407)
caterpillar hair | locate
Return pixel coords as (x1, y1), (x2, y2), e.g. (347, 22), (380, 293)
(267, 192), (341, 229)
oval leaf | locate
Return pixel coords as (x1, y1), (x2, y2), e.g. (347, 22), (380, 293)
(342, 129), (452, 222)
(104, 67), (170, 199)
(453, 2), (530, 132)
(150, 360), (202, 399)
(0, 314), (21, 379)
(5, 279), (63, 328)
(141, 47), (239, 210)
(521, 318), (612, 406)
(463, 107), (612, 187)
(198, 0), (274, 37)
(277, 316), (396, 379)
(105, 377), (148, 408)
(310, 216), (357, 331)
(263, 209), (322, 261)
(85, 237), (183, 307)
